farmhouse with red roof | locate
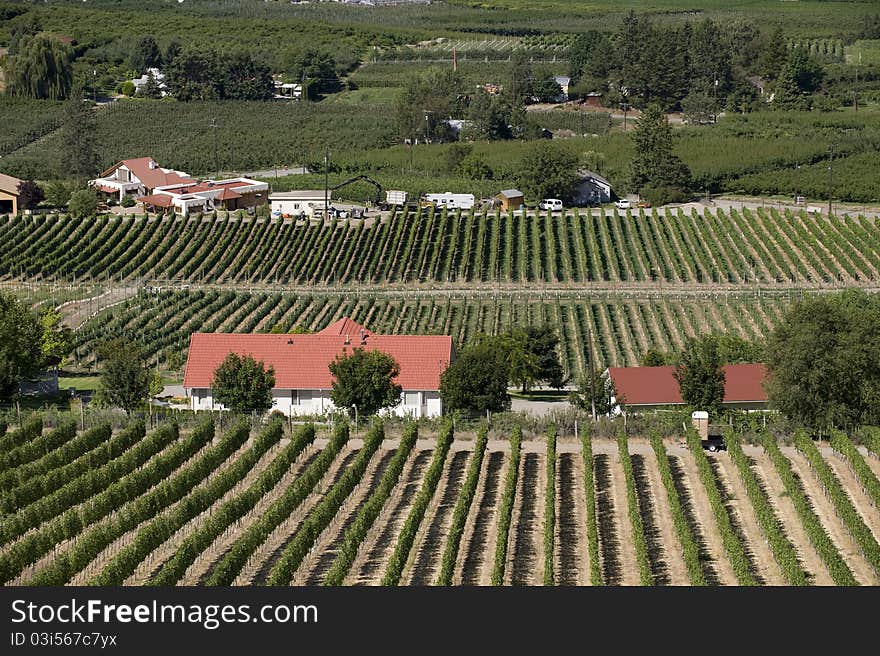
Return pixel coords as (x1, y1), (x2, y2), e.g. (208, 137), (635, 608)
(183, 319), (453, 418)
(606, 363), (768, 414)
(90, 157), (268, 215)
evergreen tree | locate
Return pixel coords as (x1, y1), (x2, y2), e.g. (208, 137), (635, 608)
(129, 36), (161, 74)
(59, 95), (100, 181)
(629, 104), (691, 202)
(758, 27), (788, 81)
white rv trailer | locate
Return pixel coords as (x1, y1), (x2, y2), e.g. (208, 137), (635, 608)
(424, 192), (476, 210)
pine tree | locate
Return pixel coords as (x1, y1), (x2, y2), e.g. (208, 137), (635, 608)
(629, 104), (691, 201)
(59, 94), (100, 181)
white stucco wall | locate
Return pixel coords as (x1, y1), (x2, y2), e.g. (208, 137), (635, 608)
(189, 387), (443, 417)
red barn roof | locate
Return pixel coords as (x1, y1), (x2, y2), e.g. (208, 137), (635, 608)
(319, 317), (370, 337)
(183, 320), (452, 391)
(607, 363), (768, 406)
(99, 157), (194, 190)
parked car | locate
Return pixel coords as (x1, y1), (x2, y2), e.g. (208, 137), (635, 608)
(615, 199), (632, 210)
(702, 435), (727, 452)
(637, 201), (651, 208)
(539, 198), (564, 211)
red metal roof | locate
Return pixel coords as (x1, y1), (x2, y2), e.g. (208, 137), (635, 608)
(95, 185), (118, 194)
(319, 317), (370, 337)
(183, 321), (452, 391)
(607, 363), (768, 406)
(138, 194), (173, 208)
(215, 188), (241, 201)
(100, 157), (194, 190)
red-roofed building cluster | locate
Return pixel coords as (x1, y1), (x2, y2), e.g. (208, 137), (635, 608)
(183, 318), (453, 418)
(90, 157), (268, 215)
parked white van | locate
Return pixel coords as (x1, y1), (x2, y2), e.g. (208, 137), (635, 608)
(539, 198), (564, 211)
(615, 198), (632, 210)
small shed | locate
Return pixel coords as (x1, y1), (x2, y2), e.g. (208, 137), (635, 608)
(495, 189), (524, 212)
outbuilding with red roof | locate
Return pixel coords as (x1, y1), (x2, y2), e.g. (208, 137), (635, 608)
(606, 363), (768, 414)
(183, 318), (453, 418)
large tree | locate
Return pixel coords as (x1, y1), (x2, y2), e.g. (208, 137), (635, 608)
(439, 339), (511, 414)
(394, 68), (462, 142)
(569, 369), (616, 417)
(5, 33), (73, 100)
(96, 339), (151, 415)
(466, 90), (511, 141)
(629, 103), (691, 204)
(765, 291), (880, 432)
(16, 180), (44, 211)
(0, 292), (43, 401)
(39, 308), (72, 366)
(211, 353), (275, 413)
(329, 348), (401, 418)
(673, 334), (726, 418)
(129, 36), (162, 74)
(59, 96), (100, 181)
(516, 142), (579, 203)
(521, 325), (565, 391)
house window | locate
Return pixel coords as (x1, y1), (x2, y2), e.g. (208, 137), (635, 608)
(404, 391), (419, 407)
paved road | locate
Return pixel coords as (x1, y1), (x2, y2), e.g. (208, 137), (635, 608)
(241, 166), (310, 178)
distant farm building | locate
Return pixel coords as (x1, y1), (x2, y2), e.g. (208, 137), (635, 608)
(495, 189), (524, 211)
(606, 363), (769, 415)
(269, 190), (331, 218)
(0, 172), (23, 215)
(573, 169), (613, 205)
(554, 75), (571, 102)
(183, 318), (452, 418)
(273, 79), (302, 101)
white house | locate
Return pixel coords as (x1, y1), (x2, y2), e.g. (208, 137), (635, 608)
(132, 68), (167, 97)
(90, 157), (194, 202)
(554, 75), (571, 102)
(183, 318), (453, 418)
(269, 190), (331, 218)
(139, 178), (269, 216)
(573, 169), (613, 205)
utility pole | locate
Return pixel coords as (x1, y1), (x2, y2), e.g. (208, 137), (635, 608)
(855, 50), (860, 112)
(323, 147), (329, 220)
(795, 163), (801, 203)
(827, 143), (835, 217)
(620, 102), (630, 131)
(713, 74), (719, 123)
(210, 118), (219, 179)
